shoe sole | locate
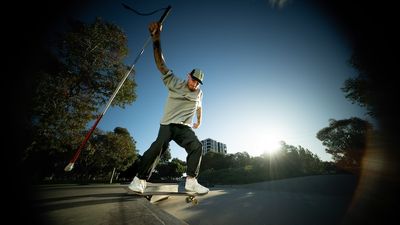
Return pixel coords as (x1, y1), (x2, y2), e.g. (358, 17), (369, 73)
(185, 188), (209, 195)
(128, 186), (144, 194)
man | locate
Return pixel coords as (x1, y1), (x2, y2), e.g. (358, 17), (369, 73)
(128, 22), (209, 194)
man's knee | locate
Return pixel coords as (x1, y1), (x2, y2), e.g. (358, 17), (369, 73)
(188, 140), (202, 154)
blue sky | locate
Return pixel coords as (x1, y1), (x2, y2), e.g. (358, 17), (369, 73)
(70, 0), (372, 162)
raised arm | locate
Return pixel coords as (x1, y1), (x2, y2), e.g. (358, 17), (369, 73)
(149, 22), (170, 75)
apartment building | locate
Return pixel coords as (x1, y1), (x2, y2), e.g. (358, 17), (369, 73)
(201, 138), (227, 155)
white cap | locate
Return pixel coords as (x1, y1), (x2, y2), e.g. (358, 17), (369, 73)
(190, 68), (204, 84)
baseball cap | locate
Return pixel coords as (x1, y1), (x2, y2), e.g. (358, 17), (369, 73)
(190, 69), (204, 84)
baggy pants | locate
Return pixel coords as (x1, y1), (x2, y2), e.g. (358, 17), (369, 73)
(137, 124), (203, 180)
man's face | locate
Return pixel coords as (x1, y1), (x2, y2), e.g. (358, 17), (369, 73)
(187, 74), (200, 91)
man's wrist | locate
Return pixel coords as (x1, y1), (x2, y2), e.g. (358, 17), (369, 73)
(153, 39), (161, 49)
(151, 35), (160, 41)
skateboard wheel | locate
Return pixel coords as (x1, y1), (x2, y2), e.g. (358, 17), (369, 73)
(185, 196), (191, 203)
(192, 198), (198, 205)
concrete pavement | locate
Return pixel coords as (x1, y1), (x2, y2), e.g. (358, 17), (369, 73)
(31, 183), (188, 225)
(20, 174), (386, 225)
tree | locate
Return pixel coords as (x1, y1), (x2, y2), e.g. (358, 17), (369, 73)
(26, 17), (137, 179)
(297, 146), (323, 174)
(77, 127), (138, 179)
(316, 117), (372, 174)
(232, 152), (251, 167)
(342, 52), (379, 118)
(200, 152), (232, 172)
(154, 158), (186, 180)
(160, 148), (172, 163)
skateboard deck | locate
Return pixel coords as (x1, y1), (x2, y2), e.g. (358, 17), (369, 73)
(125, 187), (206, 204)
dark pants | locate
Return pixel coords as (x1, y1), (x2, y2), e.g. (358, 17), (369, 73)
(136, 124), (203, 180)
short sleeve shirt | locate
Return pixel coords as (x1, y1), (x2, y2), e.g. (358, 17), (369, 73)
(160, 70), (203, 126)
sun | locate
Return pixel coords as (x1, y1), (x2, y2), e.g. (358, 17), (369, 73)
(250, 129), (283, 156)
(262, 134), (282, 155)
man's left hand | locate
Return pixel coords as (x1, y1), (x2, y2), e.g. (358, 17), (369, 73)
(192, 123), (200, 129)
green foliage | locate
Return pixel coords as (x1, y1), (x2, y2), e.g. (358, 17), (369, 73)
(200, 151), (233, 172)
(76, 127), (138, 178)
(316, 117), (372, 174)
(25, 17), (137, 181)
(342, 76), (377, 118)
(153, 158), (187, 180)
(198, 144), (325, 185)
(171, 158), (187, 174)
(342, 52), (384, 119)
(160, 148), (172, 163)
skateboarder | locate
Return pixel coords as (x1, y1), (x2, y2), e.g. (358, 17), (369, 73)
(128, 22), (209, 194)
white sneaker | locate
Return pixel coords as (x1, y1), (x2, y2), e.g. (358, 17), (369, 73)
(128, 176), (147, 193)
(185, 177), (209, 194)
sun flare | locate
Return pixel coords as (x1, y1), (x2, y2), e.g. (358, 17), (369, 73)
(250, 129), (283, 156)
(263, 136), (281, 154)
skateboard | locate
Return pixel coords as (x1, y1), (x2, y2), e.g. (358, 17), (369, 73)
(125, 187), (205, 205)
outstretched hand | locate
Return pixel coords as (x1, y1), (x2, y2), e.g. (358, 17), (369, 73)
(148, 22), (162, 38)
(192, 123), (201, 129)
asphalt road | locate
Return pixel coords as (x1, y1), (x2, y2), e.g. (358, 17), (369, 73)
(155, 174), (357, 225)
(24, 174), (397, 225)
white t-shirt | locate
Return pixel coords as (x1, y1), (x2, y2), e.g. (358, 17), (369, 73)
(160, 70), (203, 126)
